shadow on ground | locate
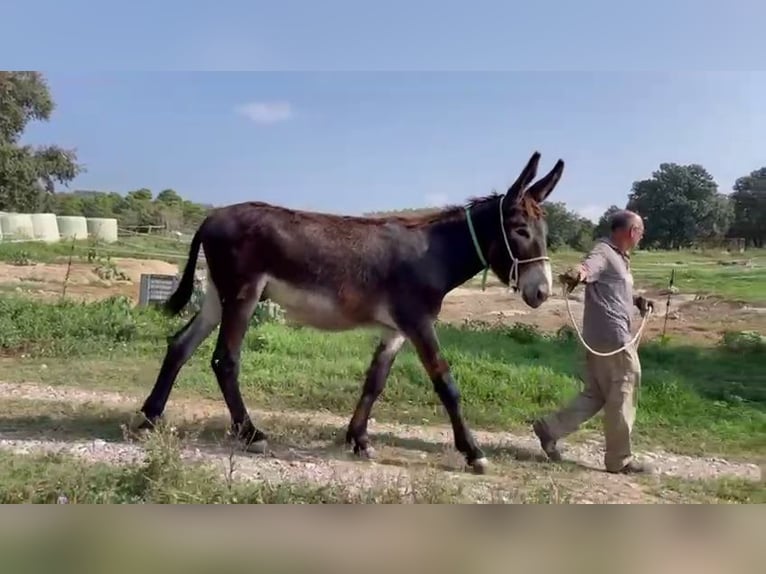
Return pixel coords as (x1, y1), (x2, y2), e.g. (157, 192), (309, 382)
(0, 405), (593, 476)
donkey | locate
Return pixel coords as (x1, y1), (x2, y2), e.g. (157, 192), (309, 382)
(137, 151), (564, 474)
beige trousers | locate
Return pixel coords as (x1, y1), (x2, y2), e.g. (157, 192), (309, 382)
(541, 345), (641, 472)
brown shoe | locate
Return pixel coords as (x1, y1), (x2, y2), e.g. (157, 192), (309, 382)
(532, 420), (562, 462)
(608, 460), (655, 475)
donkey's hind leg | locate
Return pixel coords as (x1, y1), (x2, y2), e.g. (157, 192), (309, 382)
(346, 328), (406, 458)
(139, 283), (222, 427)
(210, 282), (266, 453)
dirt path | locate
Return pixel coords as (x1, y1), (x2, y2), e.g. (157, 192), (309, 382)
(0, 381), (760, 503)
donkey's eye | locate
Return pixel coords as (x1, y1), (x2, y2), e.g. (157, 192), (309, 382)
(514, 227), (531, 239)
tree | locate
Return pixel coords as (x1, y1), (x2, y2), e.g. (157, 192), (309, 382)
(729, 167), (766, 248)
(626, 162), (732, 249)
(593, 205), (622, 239)
(156, 188), (182, 206)
(542, 201), (595, 251)
(0, 72), (84, 211)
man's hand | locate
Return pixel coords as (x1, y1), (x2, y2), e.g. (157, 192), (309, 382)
(635, 296), (655, 317)
(558, 266), (584, 293)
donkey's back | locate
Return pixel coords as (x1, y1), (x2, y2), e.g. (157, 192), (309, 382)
(199, 201), (437, 331)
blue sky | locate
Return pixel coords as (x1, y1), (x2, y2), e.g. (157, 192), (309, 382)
(6, 1), (765, 221)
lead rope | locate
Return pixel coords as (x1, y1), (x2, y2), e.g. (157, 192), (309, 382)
(561, 283), (652, 412)
(561, 282), (652, 357)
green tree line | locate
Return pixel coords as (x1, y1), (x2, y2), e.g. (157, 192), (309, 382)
(51, 188), (210, 232)
(0, 72), (211, 233)
(2, 72), (766, 247)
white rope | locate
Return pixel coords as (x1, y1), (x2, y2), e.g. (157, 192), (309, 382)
(561, 283), (652, 357)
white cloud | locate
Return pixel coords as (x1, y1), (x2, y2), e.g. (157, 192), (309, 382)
(425, 192), (450, 207)
(236, 101), (292, 124)
(573, 204), (605, 223)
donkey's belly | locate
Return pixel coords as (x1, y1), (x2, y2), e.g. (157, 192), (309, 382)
(262, 278), (363, 331)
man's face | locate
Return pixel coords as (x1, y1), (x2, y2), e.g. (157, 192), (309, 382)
(614, 216), (644, 251)
(627, 217), (644, 249)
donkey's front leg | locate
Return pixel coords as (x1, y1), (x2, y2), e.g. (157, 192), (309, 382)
(404, 320), (488, 474)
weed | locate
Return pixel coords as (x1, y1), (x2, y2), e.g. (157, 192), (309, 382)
(8, 250), (34, 266)
(719, 330), (766, 354)
(93, 257), (129, 282)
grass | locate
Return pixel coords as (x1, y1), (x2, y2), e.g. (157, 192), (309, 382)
(0, 423), (465, 504)
(649, 476), (766, 504)
(0, 236), (190, 266)
(0, 294), (763, 461)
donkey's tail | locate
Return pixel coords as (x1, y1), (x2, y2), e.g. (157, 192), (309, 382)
(164, 225), (204, 316)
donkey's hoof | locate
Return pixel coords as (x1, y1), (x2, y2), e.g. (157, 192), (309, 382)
(358, 446), (376, 460)
(352, 443), (377, 460)
(471, 457), (490, 475)
(244, 439), (269, 455)
(128, 412), (159, 435)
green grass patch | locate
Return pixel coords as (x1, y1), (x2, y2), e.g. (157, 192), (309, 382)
(650, 476), (766, 504)
(0, 294), (763, 460)
(0, 236), (189, 266)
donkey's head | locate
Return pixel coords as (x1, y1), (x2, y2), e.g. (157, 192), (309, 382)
(486, 152), (564, 308)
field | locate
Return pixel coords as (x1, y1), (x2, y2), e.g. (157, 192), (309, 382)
(0, 237), (764, 503)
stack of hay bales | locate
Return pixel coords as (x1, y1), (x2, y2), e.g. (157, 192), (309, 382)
(0, 213), (122, 244)
(57, 215), (89, 240)
(86, 217), (118, 243)
(0, 213), (35, 241)
(31, 213), (61, 243)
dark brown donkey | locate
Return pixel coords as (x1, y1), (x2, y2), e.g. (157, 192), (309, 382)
(138, 151), (564, 474)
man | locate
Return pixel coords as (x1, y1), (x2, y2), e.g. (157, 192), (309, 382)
(532, 209), (656, 474)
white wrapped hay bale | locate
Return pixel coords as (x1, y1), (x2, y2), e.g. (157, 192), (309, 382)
(31, 213), (61, 242)
(0, 213), (34, 241)
(86, 217), (119, 243)
(57, 215), (89, 240)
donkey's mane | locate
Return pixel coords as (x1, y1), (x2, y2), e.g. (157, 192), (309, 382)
(366, 191), (544, 228)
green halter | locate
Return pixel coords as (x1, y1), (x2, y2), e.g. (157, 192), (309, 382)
(464, 204), (489, 291)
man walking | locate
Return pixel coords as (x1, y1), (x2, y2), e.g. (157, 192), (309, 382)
(532, 209), (656, 474)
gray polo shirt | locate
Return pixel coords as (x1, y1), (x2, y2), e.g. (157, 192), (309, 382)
(581, 238), (636, 353)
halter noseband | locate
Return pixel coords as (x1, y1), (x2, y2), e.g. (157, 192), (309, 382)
(464, 193), (550, 292)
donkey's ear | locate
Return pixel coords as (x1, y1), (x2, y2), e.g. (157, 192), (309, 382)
(526, 159), (564, 203)
(506, 151), (541, 203)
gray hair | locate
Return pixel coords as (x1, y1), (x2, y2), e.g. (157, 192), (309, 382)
(609, 209), (642, 232)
